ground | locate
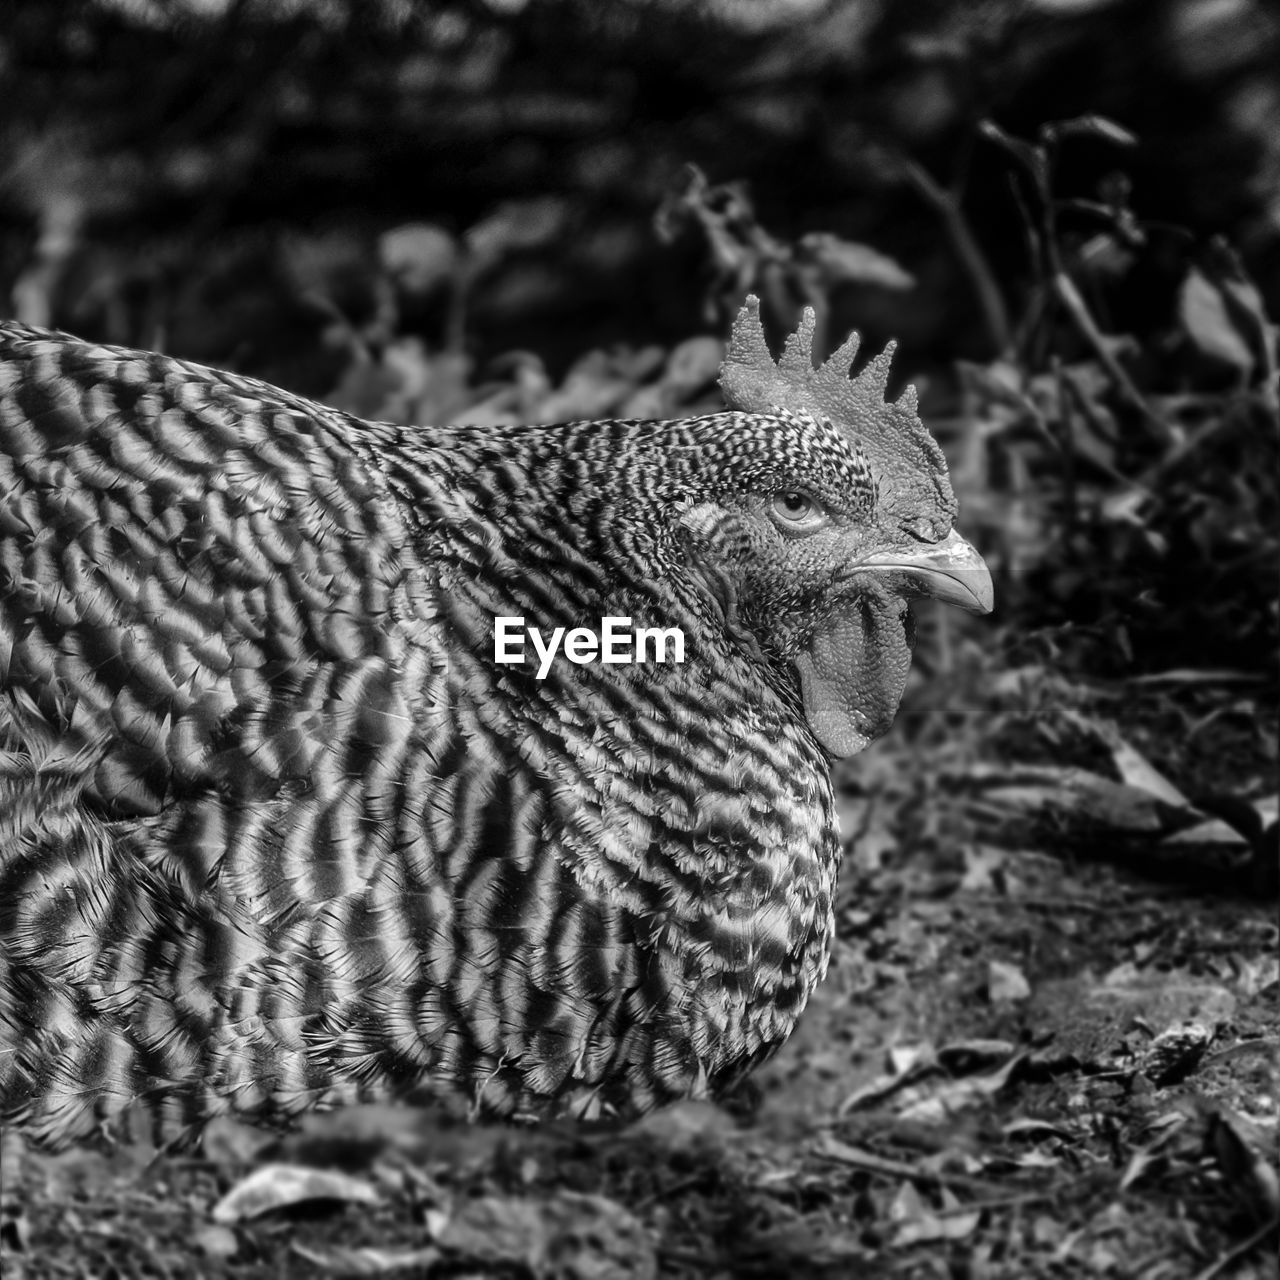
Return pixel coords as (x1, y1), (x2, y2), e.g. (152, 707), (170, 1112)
(2, 659), (1275, 1279)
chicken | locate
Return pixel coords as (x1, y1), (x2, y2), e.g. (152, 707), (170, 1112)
(0, 298), (991, 1150)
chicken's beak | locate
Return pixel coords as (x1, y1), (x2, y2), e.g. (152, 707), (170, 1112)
(861, 529), (994, 614)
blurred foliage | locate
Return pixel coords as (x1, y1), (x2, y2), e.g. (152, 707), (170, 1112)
(944, 116), (1278, 676)
(0, 0), (1277, 681)
(3, 0), (1278, 365)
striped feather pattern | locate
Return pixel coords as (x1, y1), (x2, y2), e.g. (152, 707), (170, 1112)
(0, 318), (983, 1150)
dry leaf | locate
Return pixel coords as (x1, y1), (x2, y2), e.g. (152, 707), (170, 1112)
(212, 1164), (380, 1224)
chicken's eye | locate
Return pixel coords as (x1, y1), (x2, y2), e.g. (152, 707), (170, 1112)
(770, 490), (826, 530)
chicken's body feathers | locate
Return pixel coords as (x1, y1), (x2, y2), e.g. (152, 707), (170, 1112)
(0, 305), (989, 1149)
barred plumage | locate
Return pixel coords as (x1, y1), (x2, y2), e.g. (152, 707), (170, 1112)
(0, 299), (991, 1149)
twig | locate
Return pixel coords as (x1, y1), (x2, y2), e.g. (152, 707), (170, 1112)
(1189, 1215), (1280, 1280)
(1135, 404), (1254, 488)
(902, 157), (1011, 356)
(1053, 271), (1176, 444)
(815, 1137), (1007, 1198)
(634, 1170), (714, 1210)
(937, 1190), (1054, 1215)
(1202, 1038), (1280, 1068)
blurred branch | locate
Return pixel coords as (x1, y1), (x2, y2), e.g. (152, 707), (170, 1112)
(900, 155), (1010, 357)
(1053, 270), (1177, 445)
(981, 115), (1174, 442)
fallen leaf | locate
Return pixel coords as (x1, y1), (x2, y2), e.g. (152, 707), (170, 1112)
(193, 1225), (239, 1261)
(432, 1191), (655, 1280)
(292, 1242), (441, 1275)
(988, 960), (1032, 1003)
(212, 1164), (380, 1224)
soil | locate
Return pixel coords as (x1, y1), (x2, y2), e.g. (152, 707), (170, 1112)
(2, 670), (1276, 1279)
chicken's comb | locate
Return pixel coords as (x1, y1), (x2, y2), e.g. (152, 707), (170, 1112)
(719, 295), (956, 537)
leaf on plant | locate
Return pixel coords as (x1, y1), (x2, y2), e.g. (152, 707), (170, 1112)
(465, 197), (572, 266)
(1050, 115), (1139, 148)
(1179, 267), (1257, 375)
(379, 223), (459, 297)
(795, 233), (914, 290)
(660, 335), (725, 399)
(978, 120), (1046, 185)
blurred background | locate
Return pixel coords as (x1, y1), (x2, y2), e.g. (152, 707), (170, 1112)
(4, 0), (1277, 371)
(2, 0), (1276, 679)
